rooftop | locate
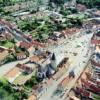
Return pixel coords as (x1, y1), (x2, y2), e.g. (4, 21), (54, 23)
(95, 45), (100, 53)
(4, 67), (21, 83)
(0, 47), (5, 53)
(30, 55), (40, 63)
(28, 94), (36, 100)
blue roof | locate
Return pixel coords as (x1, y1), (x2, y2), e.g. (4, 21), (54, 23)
(96, 31), (100, 37)
(96, 53), (100, 59)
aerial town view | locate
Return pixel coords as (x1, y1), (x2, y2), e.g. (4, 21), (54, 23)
(0, 0), (100, 100)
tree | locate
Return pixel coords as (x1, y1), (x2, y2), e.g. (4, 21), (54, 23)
(0, 78), (8, 87)
(76, 0), (100, 8)
(25, 75), (38, 88)
(3, 84), (14, 93)
(0, 89), (7, 99)
(1, 0), (12, 6)
(48, 0), (65, 7)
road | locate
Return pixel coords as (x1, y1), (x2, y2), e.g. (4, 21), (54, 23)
(38, 30), (93, 100)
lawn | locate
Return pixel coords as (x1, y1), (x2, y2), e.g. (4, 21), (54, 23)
(3, 41), (14, 48)
(13, 70), (36, 85)
(93, 93), (100, 100)
(0, 78), (28, 100)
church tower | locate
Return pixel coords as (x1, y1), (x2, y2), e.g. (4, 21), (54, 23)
(50, 53), (57, 71)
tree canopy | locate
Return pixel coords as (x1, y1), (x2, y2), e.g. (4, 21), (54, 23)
(76, 0), (100, 8)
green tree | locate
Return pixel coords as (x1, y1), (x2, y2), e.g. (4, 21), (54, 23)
(76, 0), (100, 8)
(0, 89), (7, 99)
(25, 75), (38, 88)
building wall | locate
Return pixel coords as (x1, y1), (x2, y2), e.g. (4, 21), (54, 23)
(91, 39), (100, 45)
(91, 60), (100, 67)
(51, 60), (57, 71)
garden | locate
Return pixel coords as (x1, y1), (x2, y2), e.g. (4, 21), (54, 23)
(0, 78), (28, 100)
(17, 13), (86, 42)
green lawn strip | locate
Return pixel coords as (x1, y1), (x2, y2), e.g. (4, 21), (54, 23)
(92, 93), (100, 100)
(13, 70), (35, 85)
(13, 73), (32, 85)
(3, 41), (14, 48)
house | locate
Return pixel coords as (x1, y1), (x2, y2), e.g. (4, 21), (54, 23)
(0, 47), (9, 62)
(33, 48), (43, 55)
(19, 41), (32, 49)
(0, 26), (5, 32)
(49, 35), (58, 41)
(36, 53), (57, 81)
(30, 50), (51, 63)
(0, 23), (13, 40)
(62, 28), (80, 38)
(16, 63), (33, 74)
(5, 63), (34, 84)
(90, 49), (100, 89)
(76, 4), (86, 12)
(53, 31), (66, 38)
(57, 57), (69, 68)
(28, 94), (36, 100)
(64, 0), (76, 8)
(70, 96), (80, 100)
(0, 35), (6, 41)
(31, 40), (45, 48)
(5, 32), (13, 39)
(94, 10), (100, 17)
(91, 31), (100, 45)
(16, 52), (26, 60)
(91, 45), (100, 69)
(81, 79), (100, 93)
(4, 67), (21, 83)
(0, 32), (12, 41)
(91, 53), (100, 67)
(0, 47), (5, 52)
(30, 55), (40, 63)
(76, 87), (90, 97)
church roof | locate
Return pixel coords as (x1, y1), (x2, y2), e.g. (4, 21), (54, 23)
(51, 53), (56, 60)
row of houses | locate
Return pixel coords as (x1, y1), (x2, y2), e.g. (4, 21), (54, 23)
(0, 47), (9, 62)
(91, 30), (100, 82)
(80, 30), (100, 97)
(0, 24), (13, 41)
(4, 63), (36, 85)
(89, 31), (100, 99)
(72, 30), (100, 99)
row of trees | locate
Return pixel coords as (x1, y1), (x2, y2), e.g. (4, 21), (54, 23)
(17, 17), (65, 42)
(24, 75), (38, 88)
(0, 0), (31, 6)
(0, 0), (46, 7)
(0, 0), (100, 8)
(0, 0), (16, 6)
(76, 0), (100, 8)
(17, 11), (85, 42)
(0, 78), (28, 100)
(48, 0), (100, 8)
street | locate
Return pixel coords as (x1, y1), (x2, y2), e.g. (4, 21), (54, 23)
(38, 30), (93, 100)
